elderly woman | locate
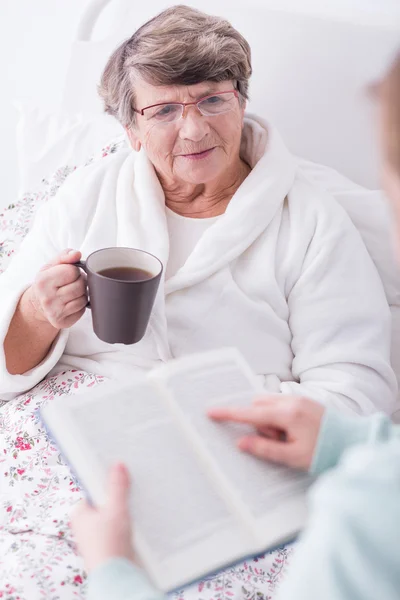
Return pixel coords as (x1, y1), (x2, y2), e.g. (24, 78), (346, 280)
(0, 6), (396, 415)
(72, 52), (400, 600)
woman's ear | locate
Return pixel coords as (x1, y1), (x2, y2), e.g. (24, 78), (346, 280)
(125, 127), (142, 152)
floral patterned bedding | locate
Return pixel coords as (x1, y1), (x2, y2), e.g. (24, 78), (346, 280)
(0, 143), (293, 600)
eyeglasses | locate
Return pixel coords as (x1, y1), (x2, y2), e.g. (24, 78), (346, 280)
(133, 90), (240, 124)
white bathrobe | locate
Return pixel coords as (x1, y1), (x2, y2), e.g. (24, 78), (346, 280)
(0, 116), (396, 414)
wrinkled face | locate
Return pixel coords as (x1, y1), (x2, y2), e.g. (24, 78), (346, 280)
(127, 79), (246, 186)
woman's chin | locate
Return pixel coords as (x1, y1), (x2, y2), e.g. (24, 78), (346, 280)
(175, 163), (224, 185)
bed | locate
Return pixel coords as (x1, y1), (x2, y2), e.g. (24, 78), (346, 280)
(1, 1), (400, 598)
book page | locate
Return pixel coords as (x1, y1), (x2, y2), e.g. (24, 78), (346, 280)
(155, 349), (311, 522)
(68, 380), (251, 571)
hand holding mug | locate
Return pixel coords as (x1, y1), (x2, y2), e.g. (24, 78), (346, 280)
(26, 249), (88, 330)
(26, 246), (162, 345)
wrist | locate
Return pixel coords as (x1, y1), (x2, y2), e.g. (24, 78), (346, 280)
(310, 409), (372, 475)
(87, 558), (156, 600)
(85, 546), (136, 574)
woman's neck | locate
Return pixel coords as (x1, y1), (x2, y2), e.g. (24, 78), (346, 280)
(161, 159), (251, 218)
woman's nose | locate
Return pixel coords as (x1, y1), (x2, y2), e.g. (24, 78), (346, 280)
(178, 106), (210, 141)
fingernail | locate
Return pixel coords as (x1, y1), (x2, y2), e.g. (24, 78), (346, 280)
(68, 249), (76, 255)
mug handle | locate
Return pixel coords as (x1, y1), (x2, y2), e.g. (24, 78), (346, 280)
(74, 260), (91, 309)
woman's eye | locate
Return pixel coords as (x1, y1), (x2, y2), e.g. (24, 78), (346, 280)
(158, 106), (173, 115)
(154, 105), (179, 118)
(204, 96), (223, 104)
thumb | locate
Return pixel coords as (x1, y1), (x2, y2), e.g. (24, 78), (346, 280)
(41, 249), (82, 271)
(60, 248), (82, 263)
(107, 463), (131, 513)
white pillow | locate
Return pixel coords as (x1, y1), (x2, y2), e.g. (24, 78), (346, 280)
(16, 104), (124, 193)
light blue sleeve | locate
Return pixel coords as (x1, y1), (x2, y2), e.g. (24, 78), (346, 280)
(277, 440), (400, 600)
(310, 408), (400, 474)
(87, 558), (166, 600)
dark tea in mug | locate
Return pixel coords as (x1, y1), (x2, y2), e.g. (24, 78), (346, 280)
(98, 267), (153, 281)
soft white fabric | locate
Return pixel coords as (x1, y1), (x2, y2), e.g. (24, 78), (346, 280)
(165, 208), (220, 279)
(16, 104), (123, 193)
(0, 115), (396, 416)
(297, 159), (400, 401)
(297, 158), (400, 307)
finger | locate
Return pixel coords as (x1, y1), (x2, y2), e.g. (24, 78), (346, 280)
(59, 307), (86, 329)
(42, 263), (82, 290)
(41, 249), (82, 271)
(36, 266), (81, 299)
(43, 294), (87, 324)
(256, 425), (282, 440)
(56, 276), (87, 303)
(208, 405), (289, 430)
(238, 435), (293, 466)
(62, 295), (89, 318)
(107, 463), (131, 513)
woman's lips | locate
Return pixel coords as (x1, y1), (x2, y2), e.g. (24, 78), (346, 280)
(179, 147), (215, 160)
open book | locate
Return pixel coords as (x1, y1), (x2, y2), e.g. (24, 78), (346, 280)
(41, 347), (311, 593)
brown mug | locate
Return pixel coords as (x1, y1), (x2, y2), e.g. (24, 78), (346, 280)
(74, 247), (163, 344)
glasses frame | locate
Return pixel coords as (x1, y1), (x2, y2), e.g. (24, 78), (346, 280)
(133, 90), (240, 121)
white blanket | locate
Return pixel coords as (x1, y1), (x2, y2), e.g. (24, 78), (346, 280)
(0, 115), (396, 414)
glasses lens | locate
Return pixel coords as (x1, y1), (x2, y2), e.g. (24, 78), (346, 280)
(143, 104), (182, 123)
(198, 93), (236, 116)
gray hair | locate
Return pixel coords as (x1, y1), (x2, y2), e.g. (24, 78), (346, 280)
(99, 4), (252, 127)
